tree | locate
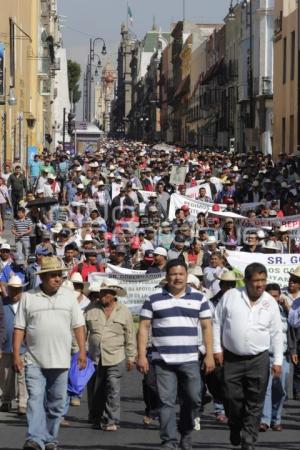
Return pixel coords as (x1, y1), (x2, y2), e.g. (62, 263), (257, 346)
(67, 59), (81, 112)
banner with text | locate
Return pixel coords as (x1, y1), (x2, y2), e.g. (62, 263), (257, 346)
(88, 271), (164, 314)
(168, 194), (244, 220)
(227, 251), (300, 287)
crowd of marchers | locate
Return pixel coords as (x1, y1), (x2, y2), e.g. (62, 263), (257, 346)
(0, 139), (299, 450)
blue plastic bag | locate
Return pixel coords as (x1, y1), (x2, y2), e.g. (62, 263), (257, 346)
(67, 352), (96, 396)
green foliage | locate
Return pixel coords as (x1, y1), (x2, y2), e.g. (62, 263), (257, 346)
(67, 59), (81, 106)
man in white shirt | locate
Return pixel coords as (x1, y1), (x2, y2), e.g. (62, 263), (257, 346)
(13, 256), (86, 450)
(213, 263), (283, 450)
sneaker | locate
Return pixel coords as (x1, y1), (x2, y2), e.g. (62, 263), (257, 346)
(60, 418), (70, 427)
(23, 441), (42, 450)
(101, 423), (118, 431)
(215, 414), (228, 424)
(179, 435), (192, 450)
(193, 417), (201, 431)
(18, 406), (27, 416)
(0, 402), (12, 412)
(70, 398), (81, 407)
(230, 428), (241, 446)
(161, 443), (178, 449)
(45, 445), (59, 450)
(143, 415), (153, 425)
(259, 423), (269, 432)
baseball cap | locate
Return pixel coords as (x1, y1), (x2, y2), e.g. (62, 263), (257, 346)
(153, 247), (168, 257)
(144, 250), (154, 261)
(174, 234), (186, 244)
(35, 247), (51, 256)
(115, 245), (127, 254)
(181, 205), (189, 211)
(0, 243), (11, 251)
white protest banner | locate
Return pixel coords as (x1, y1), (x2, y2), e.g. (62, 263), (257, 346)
(106, 263), (146, 275)
(169, 165), (188, 186)
(186, 183), (212, 200)
(138, 190), (153, 203)
(168, 194), (227, 220)
(88, 271), (164, 314)
(227, 251), (300, 288)
(240, 201), (281, 214)
(240, 202), (262, 213)
(238, 214), (300, 231)
(210, 177), (223, 193)
(209, 210), (246, 220)
(111, 182), (122, 199)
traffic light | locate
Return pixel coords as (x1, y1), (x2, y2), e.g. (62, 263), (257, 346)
(67, 112), (76, 135)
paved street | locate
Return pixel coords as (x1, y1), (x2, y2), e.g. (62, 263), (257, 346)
(0, 370), (299, 450)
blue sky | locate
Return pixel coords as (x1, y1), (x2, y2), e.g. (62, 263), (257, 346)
(58, 0), (230, 117)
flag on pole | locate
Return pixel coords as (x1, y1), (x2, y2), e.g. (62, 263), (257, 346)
(128, 5), (134, 26)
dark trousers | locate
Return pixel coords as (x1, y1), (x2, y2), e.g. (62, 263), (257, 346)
(11, 191), (23, 218)
(223, 350), (269, 448)
(142, 358), (160, 418)
(89, 360), (125, 427)
(293, 357), (300, 398)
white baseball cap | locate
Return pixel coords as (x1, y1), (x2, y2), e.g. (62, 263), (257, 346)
(1, 243), (11, 251)
(153, 247), (168, 257)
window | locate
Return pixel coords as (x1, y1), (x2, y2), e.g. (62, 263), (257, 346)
(283, 37), (287, 84)
(282, 117), (286, 153)
(289, 115), (294, 154)
(291, 31), (295, 81)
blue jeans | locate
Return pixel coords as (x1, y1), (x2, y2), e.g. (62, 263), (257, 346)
(155, 360), (201, 445)
(25, 364), (68, 449)
(261, 355), (290, 426)
(214, 400), (225, 416)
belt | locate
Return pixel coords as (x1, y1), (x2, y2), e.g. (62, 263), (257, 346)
(224, 348), (268, 360)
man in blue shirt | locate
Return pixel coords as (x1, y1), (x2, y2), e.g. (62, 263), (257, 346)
(29, 154), (41, 189)
(137, 259), (215, 450)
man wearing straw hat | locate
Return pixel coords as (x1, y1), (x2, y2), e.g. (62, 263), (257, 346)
(85, 279), (136, 431)
(13, 256), (86, 450)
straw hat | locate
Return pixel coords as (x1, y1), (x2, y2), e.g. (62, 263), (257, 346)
(70, 273), (84, 284)
(262, 240), (281, 251)
(187, 274), (201, 289)
(35, 256), (67, 275)
(288, 266), (300, 279)
(87, 281), (103, 294)
(5, 275), (28, 288)
(189, 266), (203, 277)
(99, 279), (127, 297)
(50, 223), (63, 234)
(216, 271), (244, 281)
(65, 221), (77, 230)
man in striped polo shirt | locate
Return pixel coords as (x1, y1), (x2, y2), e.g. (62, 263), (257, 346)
(137, 259), (215, 450)
(11, 207), (33, 258)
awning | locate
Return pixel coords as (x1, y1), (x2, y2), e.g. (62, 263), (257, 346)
(174, 75), (190, 98)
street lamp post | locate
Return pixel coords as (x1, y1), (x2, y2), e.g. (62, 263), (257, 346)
(242, 0), (254, 136)
(88, 37), (107, 122)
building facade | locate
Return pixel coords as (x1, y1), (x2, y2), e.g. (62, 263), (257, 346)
(0, 0), (70, 170)
(273, 0), (298, 158)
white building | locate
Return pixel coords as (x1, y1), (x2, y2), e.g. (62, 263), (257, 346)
(52, 47), (71, 147)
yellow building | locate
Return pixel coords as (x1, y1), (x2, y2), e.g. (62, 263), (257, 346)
(273, 0), (298, 158)
(0, 0), (45, 171)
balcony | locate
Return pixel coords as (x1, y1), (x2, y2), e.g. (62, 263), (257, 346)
(37, 57), (50, 78)
(40, 79), (51, 96)
(262, 76), (272, 96)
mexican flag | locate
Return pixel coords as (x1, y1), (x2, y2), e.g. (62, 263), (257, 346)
(128, 5), (134, 26)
